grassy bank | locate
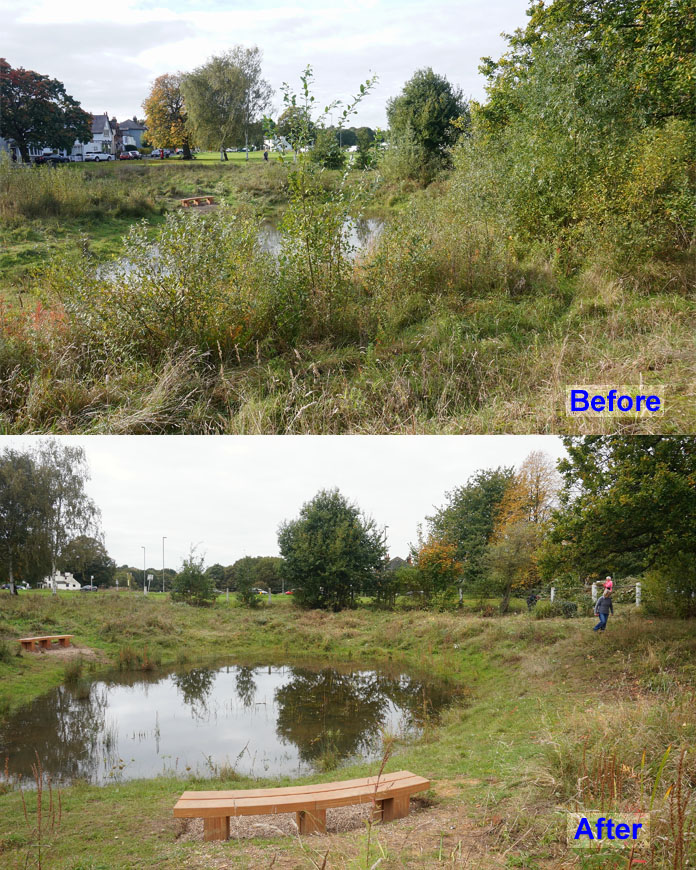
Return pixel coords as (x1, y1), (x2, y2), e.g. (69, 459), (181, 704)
(0, 591), (693, 868)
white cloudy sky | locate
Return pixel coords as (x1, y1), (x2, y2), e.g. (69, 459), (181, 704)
(0, 436), (567, 569)
(2, 0), (530, 127)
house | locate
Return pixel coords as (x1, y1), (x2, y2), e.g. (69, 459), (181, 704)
(41, 572), (82, 590)
(118, 118), (146, 149)
(264, 135), (292, 153)
(71, 113), (117, 160)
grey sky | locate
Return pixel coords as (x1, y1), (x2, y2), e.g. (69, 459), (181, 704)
(2, 0), (531, 127)
(0, 436), (567, 570)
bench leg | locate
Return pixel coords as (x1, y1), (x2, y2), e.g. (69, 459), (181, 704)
(59, 637), (71, 647)
(296, 809), (326, 835)
(39, 639), (51, 650)
(378, 795), (411, 822)
(21, 641), (34, 652)
(203, 816), (230, 841)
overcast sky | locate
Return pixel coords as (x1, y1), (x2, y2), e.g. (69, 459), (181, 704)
(2, 0), (531, 127)
(0, 436), (567, 570)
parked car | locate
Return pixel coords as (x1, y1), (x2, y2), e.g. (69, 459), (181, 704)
(80, 584), (98, 591)
(35, 153), (70, 165)
(85, 152), (114, 162)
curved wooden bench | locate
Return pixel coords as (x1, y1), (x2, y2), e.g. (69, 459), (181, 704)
(180, 196), (215, 207)
(19, 635), (73, 651)
(174, 769), (430, 840)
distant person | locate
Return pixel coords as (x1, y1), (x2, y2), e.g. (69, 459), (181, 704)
(263, 148), (269, 161)
(593, 588), (613, 631)
(604, 576), (613, 591)
(526, 592), (539, 611)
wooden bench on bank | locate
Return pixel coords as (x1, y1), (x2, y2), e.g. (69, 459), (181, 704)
(173, 769), (430, 840)
(19, 635), (73, 652)
(180, 196), (215, 207)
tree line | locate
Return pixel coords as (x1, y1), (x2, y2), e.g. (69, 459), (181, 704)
(155, 436), (696, 617)
(3, 437), (693, 615)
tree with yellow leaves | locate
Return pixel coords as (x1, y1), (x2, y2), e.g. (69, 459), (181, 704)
(414, 536), (462, 604)
(142, 73), (192, 159)
(488, 451), (561, 611)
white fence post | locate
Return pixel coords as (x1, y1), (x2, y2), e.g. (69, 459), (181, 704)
(550, 587), (555, 602)
(636, 582), (641, 606)
(591, 582), (598, 603)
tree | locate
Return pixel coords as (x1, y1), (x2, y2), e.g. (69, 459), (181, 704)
(278, 488), (387, 611)
(487, 521), (541, 613)
(171, 551), (217, 606)
(414, 537), (462, 604)
(233, 556), (262, 607)
(387, 68), (468, 161)
(493, 452), (560, 538)
(540, 436), (696, 615)
(59, 535), (115, 587)
(0, 450), (51, 593)
(35, 441), (100, 596)
(142, 73), (192, 159)
(0, 59), (91, 162)
(182, 46), (272, 161)
(427, 467), (515, 590)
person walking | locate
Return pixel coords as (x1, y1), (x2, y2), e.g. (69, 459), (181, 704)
(593, 587), (613, 631)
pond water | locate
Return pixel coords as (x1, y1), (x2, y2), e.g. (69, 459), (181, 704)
(258, 217), (383, 258)
(0, 662), (453, 786)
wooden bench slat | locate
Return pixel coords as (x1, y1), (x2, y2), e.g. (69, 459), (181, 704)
(179, 769), (415, 801)
(19, 635), (73, 642)
(173, 775), (429, 818)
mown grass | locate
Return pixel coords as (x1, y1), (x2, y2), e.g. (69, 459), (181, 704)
(0, 591), (693, 868)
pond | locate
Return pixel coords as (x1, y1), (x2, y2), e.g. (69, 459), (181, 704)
(0, 662), (454, 786)
(259, 217), (383, 259)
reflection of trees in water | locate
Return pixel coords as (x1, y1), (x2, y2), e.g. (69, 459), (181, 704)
(172, 668), (215, 720)
(273, 668), (448, 767)
(235, 666), (257, 708)
(0, 683), (111, 785)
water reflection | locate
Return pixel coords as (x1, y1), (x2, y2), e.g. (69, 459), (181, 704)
(0, 662), (453, 786)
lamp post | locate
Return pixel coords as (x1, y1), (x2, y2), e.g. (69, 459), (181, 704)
(162, 536), (167, 593)
(142, 546), (146, 595)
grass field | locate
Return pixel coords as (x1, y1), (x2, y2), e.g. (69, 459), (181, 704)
(0, 591), (693, 869)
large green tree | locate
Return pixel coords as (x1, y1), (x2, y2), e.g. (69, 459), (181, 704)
(278, 489), (387, 611)
(0, 450), (50, 593)
(427, 467), (515, 589)
(36, 441), (99, 596)
(541, 436), (696, 614)
(0, 59), (91, 162)
(387, 68), (468, 160)
(182, 46), (272, 161)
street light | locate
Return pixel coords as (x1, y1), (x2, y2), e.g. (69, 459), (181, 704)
(162, 537), (167, 593)
(142, 546), (146, 595)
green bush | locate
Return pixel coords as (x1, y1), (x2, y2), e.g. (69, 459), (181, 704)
(171, 552), (217, 607)
(535, 599), (577, 619)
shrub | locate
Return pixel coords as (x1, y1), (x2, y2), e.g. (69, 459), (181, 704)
(63, 657), (84, 684)
(0, 639), (13, 663)
(171, 552), (217, 607)
(534, 600), (577, 619)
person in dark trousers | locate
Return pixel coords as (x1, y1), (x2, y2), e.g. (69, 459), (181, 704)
(593, 588), (613, 631)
